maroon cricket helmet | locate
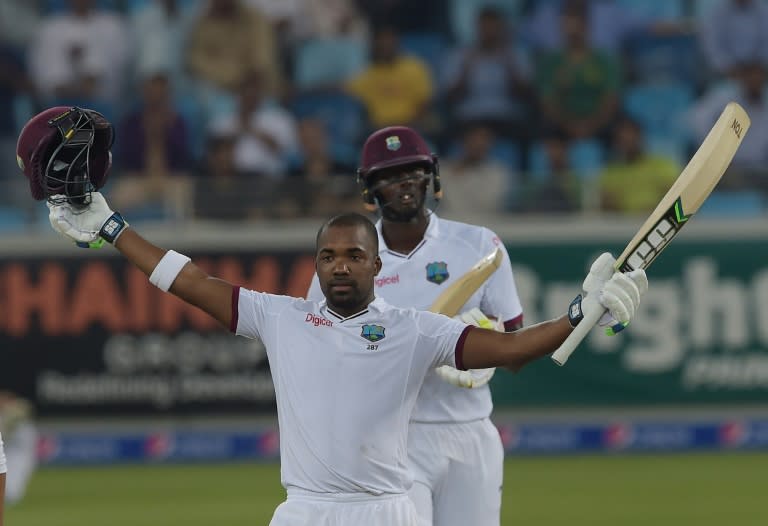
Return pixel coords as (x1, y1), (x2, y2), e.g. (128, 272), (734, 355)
(16, 106), (114, 204)
(356, 126), (441, 209)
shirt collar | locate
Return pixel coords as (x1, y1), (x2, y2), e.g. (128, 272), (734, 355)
(319, 297), (388, 321)
(375, 211), (441, 255)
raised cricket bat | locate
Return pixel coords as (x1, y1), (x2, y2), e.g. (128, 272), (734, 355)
(552, 101), (750, 366)
(429, 248), (503, 316)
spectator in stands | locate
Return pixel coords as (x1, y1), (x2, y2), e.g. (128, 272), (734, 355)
(129, 0), (199, 89)
(0, 44), (35, 171)
(0, 0), (41, 49)
(291, 118), (360, 217)
(247, 0), (368, 76)
(519, 132), (582, 214)
(193, 133), (278, 220)
(598, 116), (679, 213)
(441, 6), (533, 141)
(208, 69), (299, 179)
(688, 61), (768, 176)
(186, 0), (281, 96)
(28, 0), (131, 115)
(112, 72), (192, 219)
(534, 1), (621, 148)
(438, 125), (514, 217)
(345, 25), (434, 130)
(699, 0), (768, 79)
(524, 0), (650, 55)
(355, 0), (446, 34)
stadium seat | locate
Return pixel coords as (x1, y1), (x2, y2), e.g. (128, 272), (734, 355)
(174, 92), (207, 162)
(126, 0), (200, 14)
(525, 139), (604, 181)
(291, 92), (366, 167)
(400, 33), (448, 78)
(0, 206), (27, 231)
(12, 94), (35, 136)
(569, 139), (605, 179)
(614, 0), (685, 21)
(697, 190), (764, 218)
(623, 82), (694, 148)
(43, 0), (119, 13)
(692, 0), (722, 20)
(527, 141), (550, 181)
(625, 32), (701, 85)
(293, 38), (367, 90)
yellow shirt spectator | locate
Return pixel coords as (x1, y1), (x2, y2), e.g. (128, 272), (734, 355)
(599, 155), (679, 213)
(345, 56), (433, 127)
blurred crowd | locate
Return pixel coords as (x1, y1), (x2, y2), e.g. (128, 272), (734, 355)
(1, 0), (768, 226)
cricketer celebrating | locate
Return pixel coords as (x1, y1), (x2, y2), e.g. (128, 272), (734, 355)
(307, 126), (523, 526)
(18, 107), (647, 526)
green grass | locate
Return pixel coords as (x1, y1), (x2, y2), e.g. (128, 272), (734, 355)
(7, 453), (768, 525)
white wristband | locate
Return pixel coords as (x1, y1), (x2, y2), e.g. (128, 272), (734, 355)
(149, 250), (191, 292)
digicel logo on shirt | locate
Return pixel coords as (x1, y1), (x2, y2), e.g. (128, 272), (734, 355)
(305, 313), (333, 327)
(375, 274), (399, 287)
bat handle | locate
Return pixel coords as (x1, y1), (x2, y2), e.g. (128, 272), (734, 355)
(551, 305), (604, 366)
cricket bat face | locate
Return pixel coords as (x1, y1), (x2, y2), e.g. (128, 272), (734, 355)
(616, 102), (750, 272)
(428, 248), (503, 317)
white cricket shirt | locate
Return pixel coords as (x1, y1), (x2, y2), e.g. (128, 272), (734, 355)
(233, 290), (471, 495)
(308, 213), (523, 423)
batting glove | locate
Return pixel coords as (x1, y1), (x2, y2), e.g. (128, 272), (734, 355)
(47, 192), (129, 248)
(436, 308), (502, 389)
(567, 252), (648, 334)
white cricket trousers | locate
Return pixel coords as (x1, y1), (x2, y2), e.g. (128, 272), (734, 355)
(269, 488), (419, 526)
(407, 418), (504, 526)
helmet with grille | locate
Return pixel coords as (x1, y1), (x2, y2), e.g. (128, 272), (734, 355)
(356, 126), (441, 210)
(16, 106), (114, 206)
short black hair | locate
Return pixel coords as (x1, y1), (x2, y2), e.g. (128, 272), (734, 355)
(316, 213), (379, 253)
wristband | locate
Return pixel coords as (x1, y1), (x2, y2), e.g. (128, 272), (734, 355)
(99, 212), (129, 244)
(567, 294), (584, 328)
(149, 250), (191, 292)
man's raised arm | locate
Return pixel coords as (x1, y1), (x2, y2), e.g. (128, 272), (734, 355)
(48, 192), (236, 329)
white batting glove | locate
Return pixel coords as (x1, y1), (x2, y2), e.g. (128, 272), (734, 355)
(568, 252), (648, 334)
(436, 308), (502, 389)
(47, 192), (129, 248)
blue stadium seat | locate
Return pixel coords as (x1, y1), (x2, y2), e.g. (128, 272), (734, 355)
(293, 38), (367, 90)
(625, 32), (701, 85)
(44, 0), (119, 13)
(614, 0), (685, 21)
(400, 33), (447, 78)
(291, 93), (366, 167)
(569, 140), (605, 179)
(692, 0), (722, 20)
(0, 206), (27, 231)
(697, 190), (764, 218)
(174, 92), (207, 162)
(489, 139), (521, 173)
(527, 141), (550, 181)
(126, 0), (199, 14)
(645, 133), (687, 166)
(525, 139), (604, 181)
(623, 82), (694, 147)
(12, 94), (35, 136)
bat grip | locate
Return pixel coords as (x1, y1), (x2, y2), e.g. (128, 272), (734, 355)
(551, 304), (604, 366)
